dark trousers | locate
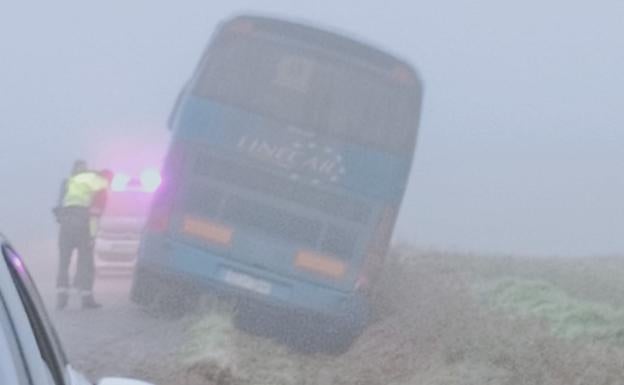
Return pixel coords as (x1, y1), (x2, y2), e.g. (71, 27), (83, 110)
(56, 207), (94, 292)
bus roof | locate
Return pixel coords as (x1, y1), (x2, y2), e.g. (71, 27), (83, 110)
(220, 15), (420, 81)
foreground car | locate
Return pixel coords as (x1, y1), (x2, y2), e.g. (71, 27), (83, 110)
(0, 235), (153, 385)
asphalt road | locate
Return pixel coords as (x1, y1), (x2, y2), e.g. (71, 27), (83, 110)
(26, 246), (185, 384)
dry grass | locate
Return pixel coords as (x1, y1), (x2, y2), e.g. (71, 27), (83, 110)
(178, 249), (624, 385)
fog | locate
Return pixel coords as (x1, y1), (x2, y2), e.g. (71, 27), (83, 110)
(2, 0), (623, 257)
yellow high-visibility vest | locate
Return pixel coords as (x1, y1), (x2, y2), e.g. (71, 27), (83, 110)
(62, 172), (108, 208)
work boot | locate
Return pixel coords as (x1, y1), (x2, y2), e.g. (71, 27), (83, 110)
(81, 294), (102, 310)
(56, 291), (69, 311)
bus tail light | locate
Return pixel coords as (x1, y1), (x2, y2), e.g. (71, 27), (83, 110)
(295, 251), (346, 279)
(146, 205), (171, 233)
(146, 142), (186, 233)
(145, 180), (173, 233)
(182, 216), (233, 246)
(391, 65), (416, 84)
(227, 19), (255, 35)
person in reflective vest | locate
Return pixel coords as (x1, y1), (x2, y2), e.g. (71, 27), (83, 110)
(53, 159), (88, 222)
(56, 166), (110, 310)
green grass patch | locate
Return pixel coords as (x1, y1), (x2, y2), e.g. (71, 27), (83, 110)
(481, 278), (624, 345)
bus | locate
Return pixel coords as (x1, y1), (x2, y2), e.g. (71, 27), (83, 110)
(131, 15), (422, 350)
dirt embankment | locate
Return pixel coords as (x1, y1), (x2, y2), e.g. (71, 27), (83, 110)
(177, 251), (624, 385)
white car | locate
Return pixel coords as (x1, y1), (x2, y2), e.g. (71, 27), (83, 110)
(0, 236), (153, 385)
(94, 169), (160, 275)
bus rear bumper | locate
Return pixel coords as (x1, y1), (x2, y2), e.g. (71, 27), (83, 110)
(132, 235), (370, 329)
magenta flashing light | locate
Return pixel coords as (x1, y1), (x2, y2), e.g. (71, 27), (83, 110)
(140, 168), (162, 192)
(111, 173), (130, 192)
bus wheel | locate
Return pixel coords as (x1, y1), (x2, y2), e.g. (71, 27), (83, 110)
(130, 267), (158, 306)
(147, 279), (199, 319)
(320, 326), (361, 355)
(320, 296), (370, 354)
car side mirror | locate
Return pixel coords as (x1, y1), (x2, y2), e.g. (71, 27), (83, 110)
(97, 378), (154, 385)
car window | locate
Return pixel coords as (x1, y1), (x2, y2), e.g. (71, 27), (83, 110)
(3, 245), (67, 385)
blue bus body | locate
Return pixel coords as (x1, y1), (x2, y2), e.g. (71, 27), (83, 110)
(132, 15), (422, 336)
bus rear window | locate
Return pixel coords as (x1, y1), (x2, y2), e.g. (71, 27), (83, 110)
(194, 34), (419, 153)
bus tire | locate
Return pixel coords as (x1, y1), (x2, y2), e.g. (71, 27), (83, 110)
(321, 327), (361, 355)
(147, 276), (200, 319)
(130, 266), (158, 306)
(320, 295), (370, 354)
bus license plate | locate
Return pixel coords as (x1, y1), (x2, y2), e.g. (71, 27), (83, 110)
(223, 270), (272, 295)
